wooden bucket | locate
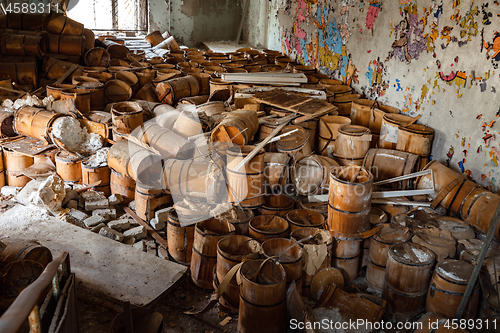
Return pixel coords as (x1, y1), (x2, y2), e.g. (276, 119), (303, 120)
(135, 83), (159, 102)
(167, 209), (195, 264)
(238, 259), (287, 333)
(136, 69), (155, 88)
(3, 148), (33, 187)
(0, 33), (46, 57)
(258, 194), (295, 217)
(286, 209), (325, 232)
(135, 180), (172, 221)
(110, 168), (136, 205)
(115, 70), (139, 95)
(331, 93), (363, 116)
(140, 123), (194, 159)
(334, 125), (372, 160)
(396, 124), (434, 166)
(299, 198), (328, 218)
(215, 208), (255, 236)
(363, 148), (420, 189)
(350, 99), (387, 133)
(263, 152), (289, 193)
(0, 111), (16, 137)
(262, 238), (304, 294)
(319, 78), (343, 86)
(77, 81), (105, 111)
(0, 237), (52, 268)
(226, 145), (265, 208)
(379, 113), (414, 149)
(275, 125), (311, 160)
(163, 158), (227, 204)
(190, 73), (210, 95)
(369, 224), (411, 267)
(426, 259), (479, 319)
(14, 106), (63, 143)
(211, 112), (258, 146)
(249, 215), (289, 243)
(82, 163), (111, 196)
(291, 155), (339, 196)
(326, 85), (353, 99)
(196, 101), (225, 116)
(327, 166), (373, 235)
(84, 47), (110, 67)
(366, 258), (387, 292)
(72, 76), (100, 86)
(60, 88), (91, 113)
(383, 242), (435, 317)
(55, 151), (82, 183)
(111, 101), (143, 135)
(0, 61), (38, 90)
(156, 76), (200, 105)
(291, 229), (332, 295)
(191, 219), (235, 289)
(44, 12), (84, 36)
(317, 115), (351, 157)
(83, 28), (95, 50)
(105, 79), (132, 102)
(0, 149), (6, 187)
(216, 235), (260, 309)
(145, 31), (165, 46)
(332, 235), (362, 283)
(47, 34), (85, 56)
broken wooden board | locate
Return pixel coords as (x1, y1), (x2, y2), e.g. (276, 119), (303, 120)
(1, 137), (54, 156)
(0, 204), (187, 307)
(252, 89), (336, 117)
(79, 118), (108, 140)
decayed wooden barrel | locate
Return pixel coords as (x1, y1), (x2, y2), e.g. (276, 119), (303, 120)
(275, 125), (311, 160)
(136, 122), (194, 159)
(46, 83), (76, 100)
(286, 209), (325, 232)
(135, 180), (172, 221)
(3, 148), (32, 187)
(363, 148), (420, 190)
(238, 259), (287, 333)
(211, 110), (259, 146)
(111, 101), (143, 135)
(110, 168), (135, 205)
(331, 93), (362, 116)
(156, 76), (200, 105)
(44, 12), (84, 36)
(216, 235), (260, 309)
(60, 88), (91, 113)
(327, 166), (373, 235)
(84, 47), (110, 67)
(351, 99), (399, 134)
(145, 31), (164, 46)
(77, 81), (105, 111)
(215, 207), (255, 236)
(263, 153), (289, 192)
(105, 79), (133, 102)
(191, 219), (235, 289)
(0, 32), (46, 57)
(0, 237), (52, 268)
(317, 115), (351, 157)
(115, 70), (139, 95)
(55, 151), (82, 183)
(0, 61), (38, 90)
(0, 111), (16, 138)
(396, 124), (434, 168)
(83, 28), (95, 51)
(249, 215), (289, 243)
(167, 208), (195, 265)
(82, 163), (111, 196)
(262, 238), (303, 294)
(136, 69), (155, 88)
(332, 235), (362, 283)
(379, 113), (414, 149)
(47, 34), (85, 56)
(226, 145), (265, 208)
(14, 106), (63, 143)
(259, 194), (295, 217)
(426, 259), (480, 319)
(171, 111), (203, 138)
(334, 125), (372, 160)
(291, 155), (339, 196)
(383, 242), (435, 317)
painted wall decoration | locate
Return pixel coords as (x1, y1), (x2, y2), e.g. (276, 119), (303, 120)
(271, 0), (500, 191)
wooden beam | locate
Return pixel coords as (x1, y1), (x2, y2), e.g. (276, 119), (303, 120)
(124, 207), (169, 250)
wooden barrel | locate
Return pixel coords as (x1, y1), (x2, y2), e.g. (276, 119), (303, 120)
(44, 12), (84, 36)
(191, 219), (235, 289)
(190, 73), (210, 95)
(156, 76), (200, 105)
(60, 88), (91, 113)
(290, 228), (332, 298)
(115, 70), (139, 96)
(196, 101), (225, 116)
(249, 215), (289, 243)
(76, 81), (105, 111)
(363, 148), (420, 189)
(110, 168), (135, 205)
(82, 163), (111, 196)
(84, 47), (110, 67)
(426, 259), (479, 319)
(331, 93), (363, 116)
(145, 31), (164, 46)
(327, 166), (373, 235)
(0, 111), (15, 137)
(216, 235), (260, 309)
(111, 101), (143, 135)
(262, 238), (303, 294)
(0, 33), (46, 57)
(436, 216), (474, 240)
(396, 124), (434, 168)
(331, 235), (362, 283)
(14, 106), (64, 143)
(238, 259), (287, 333)
(163, 158), (227, 204)
(47, 83), (76, 100)
(379, 113), (414, 149)
(55, 151), (82, 183)
(47, 34), (85, 56)
(211, 110), (258, 146)
(317, 115), (351, 157)
(334, 125), (372, 160)
(105, 79), (132, 102)
(167, 209), (195, 264)
(135, 180), (172, 221)
(286, 209), (325, 232)
(136, 69), (155, 88)
(263, 152), (289, 193)
(259, 194), (295, 217)
(3, 148), (33, 187)
(275, 125), (311, 160)
(0, 61), (37, 90)
(0, 238), (52, 268)
(413, 313), (470, 333)
(326, 85), (352, 99)
(383, 242), (436, 317)
(291, 155), (339, 196)
(226, 145), (265, 208)
(83, 28), (95, 51)
(214, 208), (254, 236)
(366, 224), (411, 291)
(209, 78), (233, 95)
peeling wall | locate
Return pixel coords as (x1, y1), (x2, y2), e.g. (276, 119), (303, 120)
(252, 0), (500, 192)
(148, 0), (243, 47)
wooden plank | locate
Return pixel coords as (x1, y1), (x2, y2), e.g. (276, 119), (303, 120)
(2, 137), (55, 156)
(124, 207), (169, 250)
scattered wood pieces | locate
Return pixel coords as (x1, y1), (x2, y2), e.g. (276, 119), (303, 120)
(124, 207), (169, 250)
(219, 316), (232, 327)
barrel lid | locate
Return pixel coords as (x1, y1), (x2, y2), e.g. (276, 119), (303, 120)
(338, 124), (371, 136)
(392, 207), (439, 230)
(436, 217), (473, 234)
(370, 207), (388, 225)
(55, 150), (81, 162)
(382, 113), (414, 124)
(330, 165), (372, 185)
(275, 126), (307, 150)
(332, 93), (362, 103)
(400, 123), (434, 135)
(436, 259), (474, 283)
(390, 242), (435, 265)
(376, 223), (410, 243)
